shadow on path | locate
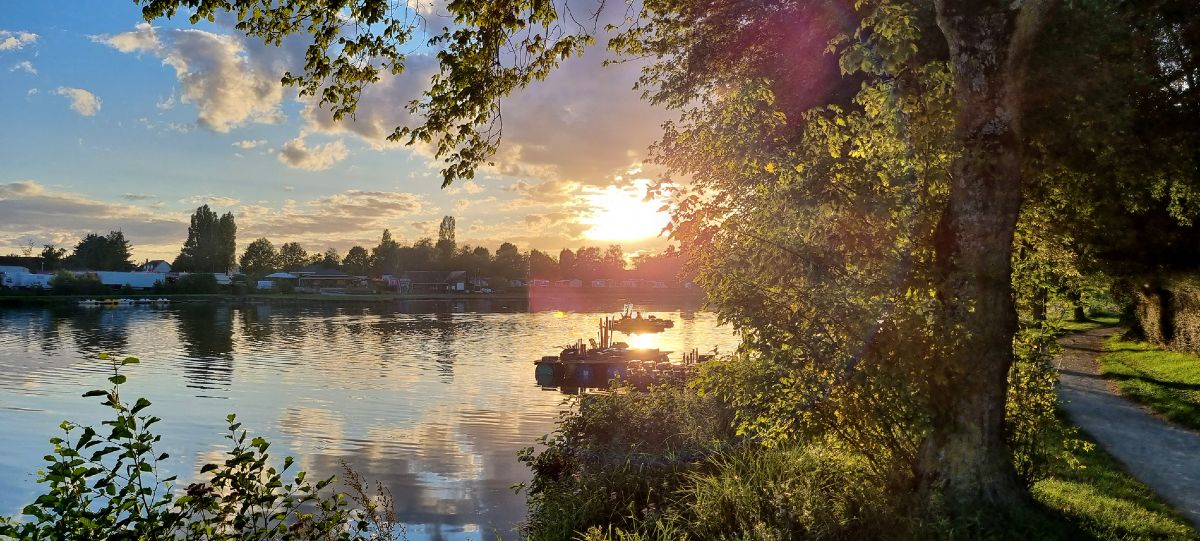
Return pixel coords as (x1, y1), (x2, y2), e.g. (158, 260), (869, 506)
(1055, 327), (1200, 528)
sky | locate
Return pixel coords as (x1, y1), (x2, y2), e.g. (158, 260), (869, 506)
(0, 2), (673, 262)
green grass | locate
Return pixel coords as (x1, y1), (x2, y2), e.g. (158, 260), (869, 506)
(1099, 336), (1200, 431)
(1050, 315), (1121, 334)
(1032, 422), (1198, 540)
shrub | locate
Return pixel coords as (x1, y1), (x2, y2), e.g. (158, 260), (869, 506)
(1006, 327), (1092, 483)
(517, 384), (735, 540)
(679, 445), (889, 540)
(0, 354), (400, 540)
(166, 273), (220, 294)
(49, 271), (109, 295)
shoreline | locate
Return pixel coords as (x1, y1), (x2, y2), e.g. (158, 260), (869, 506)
(0, 288), (707, 306)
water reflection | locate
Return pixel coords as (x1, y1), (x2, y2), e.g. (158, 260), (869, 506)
(0, 298), (736, 538)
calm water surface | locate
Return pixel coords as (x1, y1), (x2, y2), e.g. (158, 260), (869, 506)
(0, 297), (737, 540)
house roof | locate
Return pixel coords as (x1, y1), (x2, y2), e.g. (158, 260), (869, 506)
(397, 270), (467, 284)
(264, 272), (297, 279)
(297, 266), (351, 277)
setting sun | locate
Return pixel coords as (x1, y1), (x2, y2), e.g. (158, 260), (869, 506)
(582, 183), (671, 241)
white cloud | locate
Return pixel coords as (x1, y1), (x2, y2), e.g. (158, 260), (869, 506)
(92, 23), (160, 53)
(0, 30), (38, 51)
(233, 139), (266, 149)
(10, 60), (35, 75)
(156, 94), (176, 109)
(301, 44), (665, 189)
(278, 138), (348, 171)
(55, 87), (102, 116)
(448, 180), (484, 195)
(95, 24), (286, 132)
(188, 195), (240, 207)
(0, 181), (186, 257)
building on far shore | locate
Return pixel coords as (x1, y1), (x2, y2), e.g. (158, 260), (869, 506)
(390, 270), (468, 293)
(140, 260), (171, 273)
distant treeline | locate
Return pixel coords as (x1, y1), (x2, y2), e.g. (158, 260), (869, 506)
(11, 208), (688, 284)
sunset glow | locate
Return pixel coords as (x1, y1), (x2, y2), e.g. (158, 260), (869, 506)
(582, 184), (671, 242)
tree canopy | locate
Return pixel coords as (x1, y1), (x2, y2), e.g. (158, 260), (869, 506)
(174, 205), (237, 272)
(137, 0), (1200, 515)
(68, 231), (134, 271)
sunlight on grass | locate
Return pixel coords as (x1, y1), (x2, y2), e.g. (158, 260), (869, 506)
(1099, 336), (1200, 430)
(1032, 423), (1197, 540)
(1050, 315), (1120, 334)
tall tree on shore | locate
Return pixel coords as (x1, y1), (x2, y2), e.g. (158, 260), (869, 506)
(529, 250), (558, 280)
(39, 244), (66, 271)
(493, 242), (525, 280)
(277, 242), (308, 271)
(371, 229), (401, 275)
(342, 245), (370, 276)
(69, 231), (134, 271)
(174, 205), (237, 272)
(436, 216), (456, 269)
(320, 247), (341, 269)
(239, 238), (278, 278)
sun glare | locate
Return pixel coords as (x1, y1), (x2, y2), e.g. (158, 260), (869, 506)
(583, 184), (671, 242)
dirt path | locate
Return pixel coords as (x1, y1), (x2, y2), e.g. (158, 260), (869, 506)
(1055, 327), (1200, 528)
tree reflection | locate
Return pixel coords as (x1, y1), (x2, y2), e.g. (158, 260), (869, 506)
(175, 304), (234, 391)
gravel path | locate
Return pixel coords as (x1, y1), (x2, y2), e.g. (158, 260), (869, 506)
(1055, 327), (1200, 528)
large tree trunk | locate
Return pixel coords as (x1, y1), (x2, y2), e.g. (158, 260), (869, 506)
(922, 0), (1053, 507)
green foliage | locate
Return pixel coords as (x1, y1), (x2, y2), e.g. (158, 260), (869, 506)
(138, 0), (591, 186)
(1099, 335), (1200, 431)
(517, 385), (734, 540)
(175, 205), (237, 273)
(160, 273), (221, 295)
(1006, 328), (1092, 483)
(1030, 418), (1198, 540)
(238, 238), (278, 278)
(69, 231), (135, 271)
(277, 242), (308, 272)
(0, 355), (400, 540)
(39, 244), (66, 271)
(49, 271), (110, 295)
(678, 445), (889, 540)
(342, 246), (371, 276)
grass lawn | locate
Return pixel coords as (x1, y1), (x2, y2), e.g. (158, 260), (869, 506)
(1032, 421), (1198, 540)
(1051, 315), (1121, 334)
(1098, 336), (1200, 431)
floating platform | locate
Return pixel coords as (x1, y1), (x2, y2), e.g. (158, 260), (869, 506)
(534, 338), (711, 390)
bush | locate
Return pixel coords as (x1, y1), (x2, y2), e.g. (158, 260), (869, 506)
(518, 384), (735, 540)
(679, 445), (889, 540)
(1006, 327), (1092, 483)
(0, 354), (400, 540)
(49, 271), (109, 295)
(162, 273), (220, 294)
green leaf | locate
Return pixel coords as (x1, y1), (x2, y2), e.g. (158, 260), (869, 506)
(121, 357), (140, 365)
(82, 390), (107, 398)
(108, 375), (127, 385)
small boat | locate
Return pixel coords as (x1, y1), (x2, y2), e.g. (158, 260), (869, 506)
(609, 305), (674, 334)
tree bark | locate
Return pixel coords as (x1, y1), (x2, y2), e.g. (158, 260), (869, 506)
(1068, 290), (1087, 322)
(923, 0), (1053, 507)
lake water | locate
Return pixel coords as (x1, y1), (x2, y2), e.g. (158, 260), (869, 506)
(0, 297), (738, 540)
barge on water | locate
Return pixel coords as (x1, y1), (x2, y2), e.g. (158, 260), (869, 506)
(534, 317), (712, 390)
(606, 304), (674, 334)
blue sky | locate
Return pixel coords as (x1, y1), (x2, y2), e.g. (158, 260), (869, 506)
(0, 2), (671, 261)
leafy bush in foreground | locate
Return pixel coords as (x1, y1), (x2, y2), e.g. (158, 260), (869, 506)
(0, 354), (400, 540)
